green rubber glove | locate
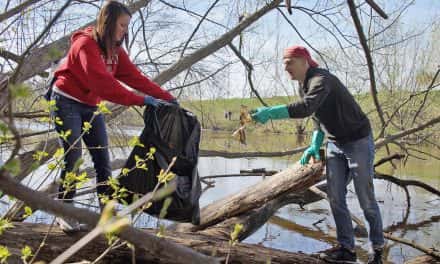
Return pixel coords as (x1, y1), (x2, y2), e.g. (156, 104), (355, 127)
(250, 105), (290, 124)
(300, 130), (325, 165)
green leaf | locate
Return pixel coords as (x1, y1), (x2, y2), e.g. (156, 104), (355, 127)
(134, 155), (148, 171)
(21, 245), (33, 262)
(32, 150), (48, 161)
(128, 136), (144, 148)
(59, 129), (71, 141)
(23, 206), (33, 218)
(0, 246), (11, 264)
(54, 116), (63, 126)
(121, 168), (130, 176)
(53, 148), (64, 159)
(82, 121), (92, 134)
(96, 102), (111, 114)
(99, 194), (110, 206)
(44, 99), (58, 113)
(230, 223), (244, 246)
(47, 163), (57, 171)
(0, 219), (14, 235)
(157, 170), (175, 184)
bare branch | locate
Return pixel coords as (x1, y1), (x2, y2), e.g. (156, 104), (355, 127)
(365, 0), (388, 19)
(0, 0), (42, 23)
(411, 67), (440, 125)
(180, 0), (220, 58)
(228, 43), (268, 106)
(347, 0), (386, 136)
(277, 7), (329, 69)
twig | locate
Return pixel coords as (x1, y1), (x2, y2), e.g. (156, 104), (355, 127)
(375, 172), (440, 197)
(383, 233), (440, 260)
(365, 0), (388, 19)
(373, 153), (405, 168)
(228, 43), (268, 106)
(347, 0), (386, 136)
(180, 0), (220, 58)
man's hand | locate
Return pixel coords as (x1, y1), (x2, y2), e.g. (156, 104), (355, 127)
(250, 105), (290, 124)
(300, 146), (321, 165)
(300, 130), (324, 165)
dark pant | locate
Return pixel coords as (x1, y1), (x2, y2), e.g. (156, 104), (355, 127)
(53, 93), (111, 202)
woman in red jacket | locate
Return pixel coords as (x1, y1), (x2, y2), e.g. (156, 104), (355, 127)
(51, 0), (175, 232)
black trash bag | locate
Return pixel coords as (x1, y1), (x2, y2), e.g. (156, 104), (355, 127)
(118, 104), (201, 224)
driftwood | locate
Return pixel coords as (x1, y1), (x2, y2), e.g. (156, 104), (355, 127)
(0, 222), (325, 264)
(199, 183), (327, 241)
(0, 162), (325, 263)
(173, 162), (324, 232)
(0, 170), (218, 264)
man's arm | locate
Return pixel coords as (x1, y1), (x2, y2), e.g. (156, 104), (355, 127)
(287, 74), (330, 118)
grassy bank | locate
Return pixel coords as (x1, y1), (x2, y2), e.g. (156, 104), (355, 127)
(115, 90), (440, 137)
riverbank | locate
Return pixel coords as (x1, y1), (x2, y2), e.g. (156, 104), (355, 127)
(113, 90), (440, 136)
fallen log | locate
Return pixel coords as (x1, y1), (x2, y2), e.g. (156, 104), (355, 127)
(2, 159), (127, 221)
(199, 146), (306, 158)
(0, 222), (325, 264)
(198, 184), (327, 241)
(174, 162), (324, 232)
(0, 170), (218, 264)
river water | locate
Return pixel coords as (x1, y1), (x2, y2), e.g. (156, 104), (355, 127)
(0, 127), (439, 263)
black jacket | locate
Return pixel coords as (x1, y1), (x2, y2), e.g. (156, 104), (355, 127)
(287, 67), (371, 143)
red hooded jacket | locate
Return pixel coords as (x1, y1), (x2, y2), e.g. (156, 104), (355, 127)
(54, 27), (173, 106)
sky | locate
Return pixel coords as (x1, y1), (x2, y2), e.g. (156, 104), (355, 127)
(203, 0), (440, 98)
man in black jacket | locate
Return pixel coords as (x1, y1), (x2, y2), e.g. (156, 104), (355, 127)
(251, 45), (384, 264)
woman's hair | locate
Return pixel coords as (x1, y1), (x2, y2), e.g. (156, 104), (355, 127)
(94, 0), (131, 58)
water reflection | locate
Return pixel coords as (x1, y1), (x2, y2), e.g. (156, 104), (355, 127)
(197, 156), (439, 263)
(0, 129), (439, 263)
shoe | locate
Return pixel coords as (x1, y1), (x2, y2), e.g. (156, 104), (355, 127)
(319, 245), (357, 263)
(367, 248), (383, 264)
(55, 216), (82, 233)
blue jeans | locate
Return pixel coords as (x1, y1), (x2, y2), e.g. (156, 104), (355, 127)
(326, 133), (384, 250)
(53, 93), (111, 202)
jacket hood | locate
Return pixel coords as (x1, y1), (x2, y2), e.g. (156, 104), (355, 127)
(71, 26), (94, 43)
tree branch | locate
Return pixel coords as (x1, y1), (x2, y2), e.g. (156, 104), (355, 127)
(347, 0), (386, 136)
